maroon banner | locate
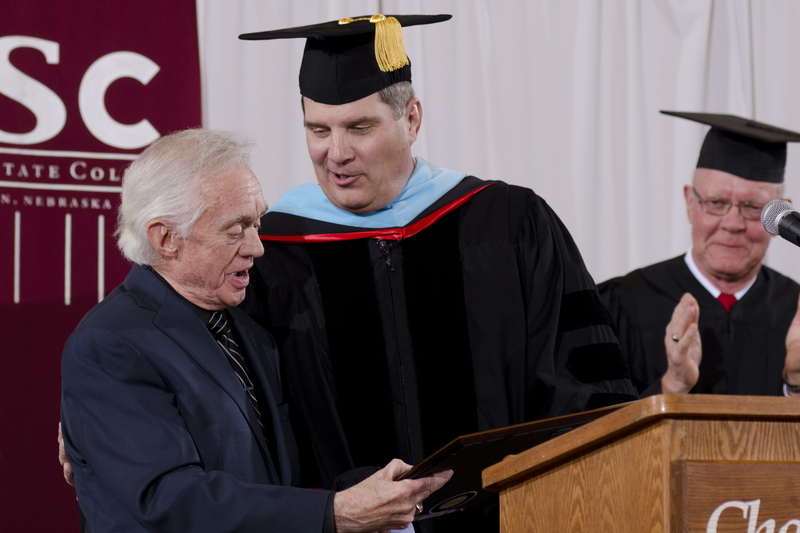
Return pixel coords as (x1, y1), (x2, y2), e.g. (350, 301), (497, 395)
(0, 2), (201, 530)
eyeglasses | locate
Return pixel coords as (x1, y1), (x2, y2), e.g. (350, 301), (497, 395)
(691, 188), (768, 221)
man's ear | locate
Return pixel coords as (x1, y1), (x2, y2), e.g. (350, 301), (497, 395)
(683, 185), (695, 224)
(146, 220), (179, 259)
(405, 97), (422, 145)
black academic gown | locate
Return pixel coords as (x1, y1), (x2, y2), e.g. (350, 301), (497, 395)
(244, 176), (638, 531)
(599, 255), (800, 397)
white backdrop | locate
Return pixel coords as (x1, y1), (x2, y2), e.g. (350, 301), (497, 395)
(197, 0), (800, 285)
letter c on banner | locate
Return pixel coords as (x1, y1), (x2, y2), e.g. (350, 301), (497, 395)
(707, 500), (760, 533)
(0, 36), (67, 145)
(79, 51), (161, 150)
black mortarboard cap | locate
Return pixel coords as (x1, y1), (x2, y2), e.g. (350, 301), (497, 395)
(661, 111), (800, 183)
(239, 14), (452, 105)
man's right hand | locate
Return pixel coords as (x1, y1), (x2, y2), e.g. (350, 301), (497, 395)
(783, 293), (800, 395)
(58, 422), (75, 487)
(333, 458), (452, 533)
(660, 292), (702, 395)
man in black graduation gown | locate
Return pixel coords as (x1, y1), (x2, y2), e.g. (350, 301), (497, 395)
(599, 111), (800, 398)
(239, 14), (638, 531)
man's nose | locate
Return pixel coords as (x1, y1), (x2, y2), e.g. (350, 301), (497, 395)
(328, 132), (354, 165)
(241, 226), (264, 258)
(721, 204), (747, 231)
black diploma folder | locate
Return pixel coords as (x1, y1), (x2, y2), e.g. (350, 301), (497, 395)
(398, 403), (625, 520)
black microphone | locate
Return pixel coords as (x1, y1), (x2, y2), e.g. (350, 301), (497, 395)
(761, 199), (800, 247)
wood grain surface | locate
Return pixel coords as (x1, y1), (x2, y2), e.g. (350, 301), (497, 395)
(482, 395), (800, 533)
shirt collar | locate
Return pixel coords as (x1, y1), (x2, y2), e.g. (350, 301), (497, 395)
(683, 248), (756, 300)
(146, 265), (218, 325)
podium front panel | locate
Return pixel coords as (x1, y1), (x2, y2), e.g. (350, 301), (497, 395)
(673, 461), (800, 533)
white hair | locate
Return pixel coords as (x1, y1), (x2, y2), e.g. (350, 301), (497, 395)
(115, 129), (254, 265)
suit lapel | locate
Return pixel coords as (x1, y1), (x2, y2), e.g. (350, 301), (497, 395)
(126, 265), (280, 482)
(151, 290), (277, 476)
(231, 313), (292, 486)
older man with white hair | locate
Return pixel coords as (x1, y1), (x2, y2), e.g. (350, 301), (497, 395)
(59, 128), (449, 533)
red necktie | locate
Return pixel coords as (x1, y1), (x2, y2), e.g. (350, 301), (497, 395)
(718, 293), (737, 312)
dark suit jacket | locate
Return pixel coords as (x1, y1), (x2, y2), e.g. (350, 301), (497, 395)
(61, 264), (330, 532)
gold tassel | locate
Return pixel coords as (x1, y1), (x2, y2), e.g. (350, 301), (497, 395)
(339, 15), (409, 73)
(371, 15), (409, 72)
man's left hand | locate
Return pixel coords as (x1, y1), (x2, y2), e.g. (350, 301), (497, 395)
(333, 459), (452, 533)
(58, 422), (75, 487)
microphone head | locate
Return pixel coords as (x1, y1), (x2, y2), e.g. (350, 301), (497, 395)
(761, 199), (795, 235)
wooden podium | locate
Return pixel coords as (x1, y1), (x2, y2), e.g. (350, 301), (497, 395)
(483, 395), (800, 532)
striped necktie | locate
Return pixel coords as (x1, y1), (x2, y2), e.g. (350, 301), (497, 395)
(207, 311), (268, 443)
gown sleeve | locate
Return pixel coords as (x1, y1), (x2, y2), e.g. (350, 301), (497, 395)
(512, 188), (639, 418)
(597, 276), (662, 397)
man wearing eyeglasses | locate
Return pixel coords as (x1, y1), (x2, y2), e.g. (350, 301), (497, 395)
(599, 112), (800, 398)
